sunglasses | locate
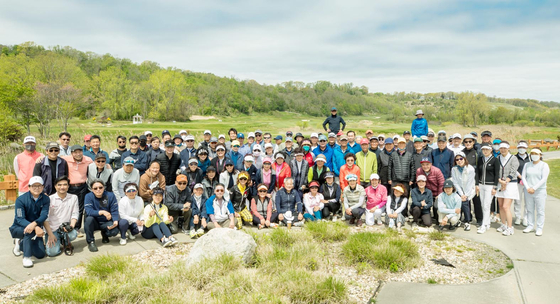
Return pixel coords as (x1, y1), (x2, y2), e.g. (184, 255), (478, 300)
(253, 149), (261, 152)
(258, 190), (267, 193)
(177, 182), (187, 185)
(233, 145), (240, 148)
(130, 142), (139, 145)
(256, 134), (262, 137)
(456, 157), (464, 161)
(319, 140), (327, 143)
(215, 189), (224, 193)
(92, 187), (104, 190)
(464, 141), (474, 144)
(61, 138), (70, 141)
(263, 137), (271, 140)
(186, 140), (194, 142)
(48, 149), (59, 153)
(423, 141), (429, 143)
(189, 163), (197, 166)
(126, 189), (137, 193)
(96, 160), (106, 163)
(118, 141), (126, 143)
(239, 177), (248, 181)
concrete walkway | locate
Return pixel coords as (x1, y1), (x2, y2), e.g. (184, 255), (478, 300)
(377, 195), (560, 304)
(543, 150), (560, 160)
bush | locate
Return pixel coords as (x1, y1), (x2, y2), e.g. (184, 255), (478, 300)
(342, 232), (420, 272)
(428, 231), (447, 241)
(305, 221), (349, 242)
(85, 254), (129, 278)
(0, 118), (24, 143)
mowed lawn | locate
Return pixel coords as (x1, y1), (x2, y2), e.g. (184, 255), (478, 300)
(547, 159), (560, 199)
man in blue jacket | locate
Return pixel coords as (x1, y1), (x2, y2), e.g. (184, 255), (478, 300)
(411, 110), (428, 137)
(275, 178), (303, 227)
(9, 176), (50, 268)
(121, 136), (148, 175)
(431, 136), (454, 179)
(84, 179), (119, 252)
(333, 135), (353, 177)
(313, 134), (334, 171)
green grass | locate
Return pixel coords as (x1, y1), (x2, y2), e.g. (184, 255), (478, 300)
(427, 278), (438, 284)
(428, 231), (447, 241)
(547, 159), (560, 199)
(85, 254), (129, 278)
(305, 221), (349, 242)
(342, 232), (420, 272)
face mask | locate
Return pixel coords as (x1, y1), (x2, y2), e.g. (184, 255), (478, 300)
(518, 148), (527, 154)
(140, 141), (147, 147)
(25, 144), (35, 152)
(253, 151), (261, 157)
(531, 155), (540, 162)
(303, 146), (310, 152)
(398, 148), (405, 152)
(182, 135), (187, 141)
(492, 145), (499, 151)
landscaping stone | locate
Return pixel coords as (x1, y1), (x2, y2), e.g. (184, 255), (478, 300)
(185, 228), (257, 266)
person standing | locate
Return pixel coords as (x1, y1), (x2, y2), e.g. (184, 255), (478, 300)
(416, 158), (444, 224)
(495, 141), (520, 236)
(109, 136), (127, 171)
(475, 143), (500, 234)
(86, 154), (113, 193)
(83, 135), (109, 160)
(62, 145), (93, 235)
(290, 148), (310, 195)
(9, 176), (49, 268)
(411, 109), (428, 137)
(355, 138), (378, 188)
(378, 138), (394, 191)
(514, 141), (530, 226)
(388, 137), (415, 213)
(121, 136), (148, 175)
(33, 142), (68, 196)
(58, 132), (72, 156)
(14, 136), (44, 196)
(312, 135), (334, 172)
(156, 140), (181, 186)
(431, 136), (454, 179)
(111, 157), (141, 202)
(521, 148), (550, 236)
(323, 107), (346, 135)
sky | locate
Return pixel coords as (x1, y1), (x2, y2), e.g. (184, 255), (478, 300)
(1, 0), (559, 101)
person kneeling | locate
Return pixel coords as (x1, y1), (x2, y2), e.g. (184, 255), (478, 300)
(275, 178), (304, 228)
(251, 184), (279, 229)
(118, 183), (144, 245)
(84, 179), (120, 252)
(44, 176), (79, 257)
(437, 180), (462, 231)
(410, 175), (433, 227)
(303, 181), (324, 221)
(386, 184), (408, 232)
(189, 183), (209, 238)
(9, 177), (49, 268)
(364, 174), (387, 226)
(342, 174), (366, 227)
(142, 188), (178, 247)
(206, 184), (238, 230)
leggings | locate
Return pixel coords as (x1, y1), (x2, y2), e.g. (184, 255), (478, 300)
(141, 222), (172, 240)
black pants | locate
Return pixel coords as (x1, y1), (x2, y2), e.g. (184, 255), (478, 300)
(432, 197), (439, 225)
(322, 201), (341, 218)
(411, 206), (432, 227)
(461, 199), (472, 223)
(472, 194), (483, 224)
(392, 181), (410, 217)
(491, 197), (500, 214)
(68, 184), (88, 230)
(252, 212), (279, 225)
(168, 209), (192, 233)
(84, 216), (119, 243)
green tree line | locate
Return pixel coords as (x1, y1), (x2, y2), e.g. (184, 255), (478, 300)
(1, 42), (559, 137)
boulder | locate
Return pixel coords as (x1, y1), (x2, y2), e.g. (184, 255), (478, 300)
(185, 228), (257, 266)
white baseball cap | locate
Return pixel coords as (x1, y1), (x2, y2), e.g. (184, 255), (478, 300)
(23, 136), (36, 144)
(144, 131), (153, 135)
(310, 133), (318, 138)
(248, 132), (256, 138)
(204, 130), (212, 135)
(370, 173), (380, 180)
(185, 135), (195, 141)
(28, 176), (44, 186)
(264, 143), (273, 149)
(218, 134), (225, 139)
(179, 130), (188, 134)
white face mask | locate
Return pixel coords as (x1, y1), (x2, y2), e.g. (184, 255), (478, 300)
(531, 155), (540, 162)
(492, 144), (500, 151)
(253, 151), (261, 157)
(518, 148), (527, 154)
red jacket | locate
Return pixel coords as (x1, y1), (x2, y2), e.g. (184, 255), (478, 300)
(272, 162), (292, 190)
(304, 152), (314, 167)
(339, 164), (360, 193)
(416, 166), (445, 197)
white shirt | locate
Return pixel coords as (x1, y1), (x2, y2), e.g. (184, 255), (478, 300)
(47, 192), (79, 231)
(119, 196), (145, 224)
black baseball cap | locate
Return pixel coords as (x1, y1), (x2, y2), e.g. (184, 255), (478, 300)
(403, 131), (411, 135)
(481, 131), (492, 137)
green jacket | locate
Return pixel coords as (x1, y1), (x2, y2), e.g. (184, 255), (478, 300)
(355, 151), (378, 183)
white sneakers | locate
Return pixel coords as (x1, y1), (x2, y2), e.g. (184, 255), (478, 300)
(522, 218), (528, 227)
(126, 231), (136, 240)
(497, 224), (506, 233)
(523, 226), (534, 233)
(22, 257), (33, 268)
(13, 238), (21, 257)
(514, 218), (521, 225)
(502, 227), (514, 236)
(535, 229), (543, 236)
(464, 223), (471, 231)
(332, 215), (338, 222)
(477, 225), (487, 234)
(120, 238), (127, 245)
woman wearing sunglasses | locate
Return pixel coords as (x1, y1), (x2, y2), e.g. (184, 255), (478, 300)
(250, 184), (278, 229)
(228, 171), (253, 229)
(197, 148), (211, 174)
(495, 141), (520, 236)
(451, 151), (476, 231)
(142, 188), (178, 247)
(117, 183), (144, 245)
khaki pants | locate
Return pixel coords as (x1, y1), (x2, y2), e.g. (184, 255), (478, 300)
(437, 211), (459, 226)
(207, 218), (239, 230)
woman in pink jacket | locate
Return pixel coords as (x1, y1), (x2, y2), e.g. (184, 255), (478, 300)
(364, 174), (388, 225)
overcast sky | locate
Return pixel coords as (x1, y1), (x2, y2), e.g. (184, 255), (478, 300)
(2, 0), (559, 101)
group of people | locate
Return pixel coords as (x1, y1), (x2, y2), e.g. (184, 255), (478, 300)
(9, 108), (551, 269)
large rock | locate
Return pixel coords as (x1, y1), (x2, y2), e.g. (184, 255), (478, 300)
(185, 228), (257, 266)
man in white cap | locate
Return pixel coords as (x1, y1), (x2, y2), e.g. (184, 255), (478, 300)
(514, 141), (530, 226)
(411, 109), (428, 137)
(198, 130), (212, 151)
(239, 132), (256, 156)
(33, 142), (69, 196)
(448, 133), (464, 155)
(180, 134), (198, 170)
(9, 176), (49, 268)
(14, 136), (44, 196)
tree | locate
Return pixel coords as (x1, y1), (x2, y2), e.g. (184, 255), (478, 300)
(456, 92), (488, 127)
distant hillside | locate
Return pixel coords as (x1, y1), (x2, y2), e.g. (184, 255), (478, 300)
(1, 42), (558, 134)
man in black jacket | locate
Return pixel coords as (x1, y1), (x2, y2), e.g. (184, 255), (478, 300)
(322, 107), (346, 134)
(156, 140), (181, 186)
(388, 137), (415, 216)
(165, 174), (192, 234)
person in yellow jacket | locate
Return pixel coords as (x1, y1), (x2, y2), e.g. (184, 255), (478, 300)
(355, 138), (378, 188)
(141, 188), (178, 247)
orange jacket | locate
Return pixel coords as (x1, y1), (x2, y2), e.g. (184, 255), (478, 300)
(339, 164), (360, 193)
(272, 162), (292, 190)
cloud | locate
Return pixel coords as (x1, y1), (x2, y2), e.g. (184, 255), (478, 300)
(1, 0), (558, 101)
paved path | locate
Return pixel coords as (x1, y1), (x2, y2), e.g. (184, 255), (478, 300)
(543, 150), (560, 160)
(377, 195), (560, 304)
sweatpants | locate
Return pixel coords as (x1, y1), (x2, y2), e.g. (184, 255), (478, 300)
(411, 206), (432, 227)
(84, 216), (119, 243)
(479, 185), (495, 228)
(141, 222), (172, 240)
(9, 227), (45, 259)
(365, 206), (385, 225)
(322, 201), (341, 218)
(514, 184), (527, 221)
(118, 219), (140, 239)
(525, 189), (546, 231)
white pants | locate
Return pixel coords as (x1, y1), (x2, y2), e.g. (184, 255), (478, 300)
(437, 211), (460, 226)
(479, 185), (495, 228)
(514, 183), (527, 220)
(365, 206), (385, 225)
(525, 189), (546, 230)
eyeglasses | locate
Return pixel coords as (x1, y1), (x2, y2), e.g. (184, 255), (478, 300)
(48, 149), (59, 153)
(215, 189), (224, 192)
(226, 164), (234, 167)
(96, 160), (106, 163)
(256, 134), (262, 137)
(177, 182), (187, 185)
(456, 157), (464, 161)
(186, 140), (194, 142)
(258, 190), (267, 193)
(253, 149), (261, 152)
(319, 140), (327, 143)
(233, 145), (240, 148)
(92, 186), (104, 190)
(126, 189), (137, 193)
(30, 184), (43, 189)
(423, 141), (429, 143)
(61, 138), (70, 141)
(130, 142), (139, 145)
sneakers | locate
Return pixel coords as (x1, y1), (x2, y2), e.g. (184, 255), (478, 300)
(535, 229), (543, 236)
(464, 223), (471, 231)
(514, 218), (521, 225)
(101, 232), (110, 244)
(196, 228), (205, 236)
(377, 219), (383, 225)
(388, 219), (395, 229)
(270, 223), (279, 229)
(497, 224), (506, 233)
(169, 236), (179, 246)
(502, 227), (514, 236)
(522, 218), (528, 227)
(332, 215), (338, 222)
(13, 239), (21, 257)
(88, 242), (98, 252)
(448, 224), (456, 231)
(126, 231), (136, 240)
(77, 231), (84, 238)
(294, 221), (304, 227)
(120, 238), (127, 246)
(258, 224), (264, 230)
(22, 257), (33, 268)
(477, 225), (487, 234)
(189, 229), (198, 239)
(523, 226), (534, 233)
(162, 238), (173, 247)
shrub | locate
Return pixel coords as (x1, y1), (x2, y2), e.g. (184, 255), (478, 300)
(0, 118), (24, 143)
(86, 254), (129, 278)
(305, 221), (349, 242)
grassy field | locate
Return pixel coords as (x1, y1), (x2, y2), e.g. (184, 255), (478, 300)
(547, 159), (560, 199)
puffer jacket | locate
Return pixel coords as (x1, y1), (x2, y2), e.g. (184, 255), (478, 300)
(201, 177), (219, 198)
(156, 152), (181, 185)
(378, 149), (394, 184)
(412, 149), (431, 171)
(451, 165), (476, 200)
(388, 151), (415, 183)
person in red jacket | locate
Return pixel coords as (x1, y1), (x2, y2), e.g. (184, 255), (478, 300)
(272, 152), (292, 190)
(415, 157), (445, 224)
(301, 139), (315, 167)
